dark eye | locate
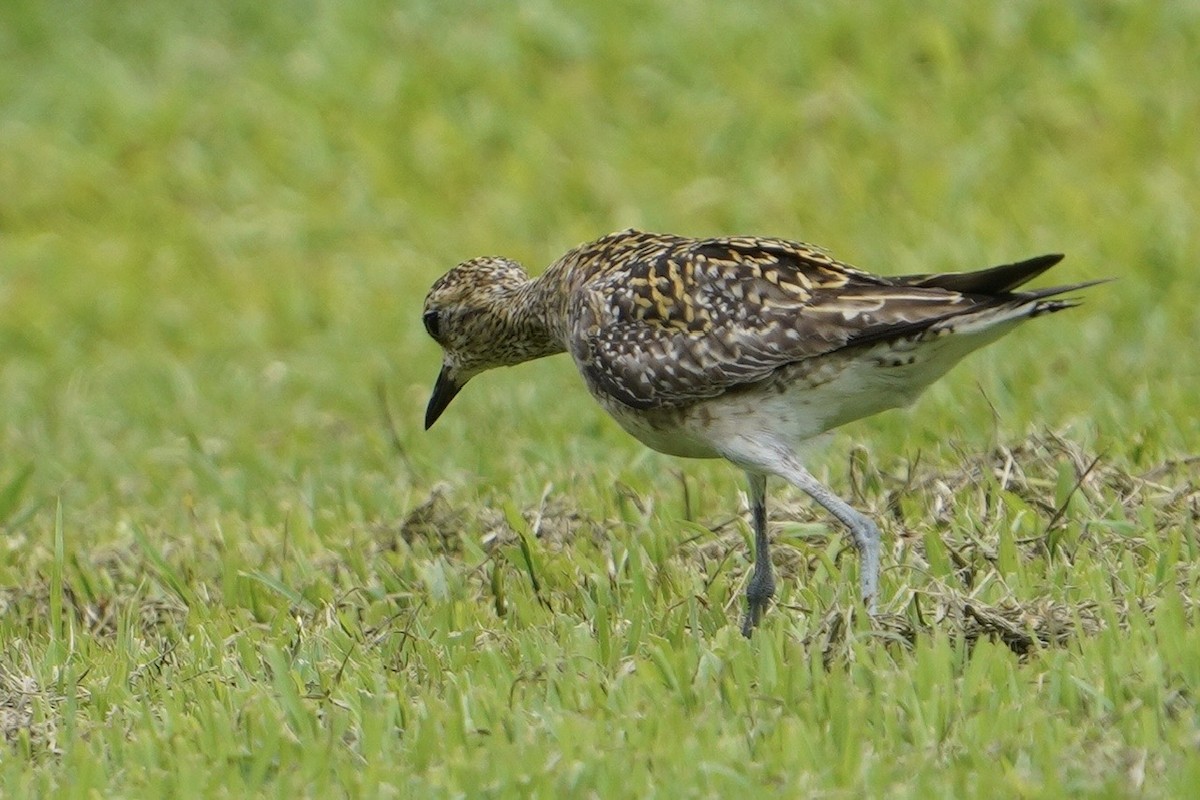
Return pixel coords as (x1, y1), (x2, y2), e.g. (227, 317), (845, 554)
(422, 310), (441, 339)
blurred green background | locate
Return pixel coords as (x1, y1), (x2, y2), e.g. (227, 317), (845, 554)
(1, 0), (1197, 794)
(2, 1), (1196, 522)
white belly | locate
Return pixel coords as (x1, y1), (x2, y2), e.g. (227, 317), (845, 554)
(592, 326), (1016, 461)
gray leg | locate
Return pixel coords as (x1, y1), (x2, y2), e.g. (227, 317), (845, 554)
(741, 471), (774, 637)
(773, 459), (880, 613)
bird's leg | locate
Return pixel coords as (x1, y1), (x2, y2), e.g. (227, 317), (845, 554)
(774, 459), (880, 614)
(741, 471), (774, 637)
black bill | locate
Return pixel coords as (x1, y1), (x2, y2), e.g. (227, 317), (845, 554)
(424, 364), (462, 429)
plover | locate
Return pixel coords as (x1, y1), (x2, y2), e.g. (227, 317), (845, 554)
(422, 229), (1098, 635)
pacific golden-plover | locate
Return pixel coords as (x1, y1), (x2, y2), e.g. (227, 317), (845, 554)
(422, 229), (1099, 635)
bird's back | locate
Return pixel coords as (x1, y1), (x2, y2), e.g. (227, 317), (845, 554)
(559, 230), (1083, 419)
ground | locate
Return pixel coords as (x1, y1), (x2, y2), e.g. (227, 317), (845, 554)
(1, 1), (1198, 796)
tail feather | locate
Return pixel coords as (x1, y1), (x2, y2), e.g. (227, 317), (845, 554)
(934, 277), (1111, 335)
(895, 253), (1065, 295)
(1013, 277), (1112, 303)
(846, 274), (1106, 349)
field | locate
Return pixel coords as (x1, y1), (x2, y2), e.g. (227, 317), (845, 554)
(2, 1), (1198, 796)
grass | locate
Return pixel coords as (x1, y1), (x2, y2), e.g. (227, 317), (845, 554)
(1, 0), (1198, 796)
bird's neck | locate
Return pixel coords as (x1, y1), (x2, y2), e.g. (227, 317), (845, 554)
(501, 262), (574, 364)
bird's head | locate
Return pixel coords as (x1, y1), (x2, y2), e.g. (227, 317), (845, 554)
(421, 256), (534, 429)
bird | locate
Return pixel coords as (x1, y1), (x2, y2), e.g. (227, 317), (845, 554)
(421, 229), (1099, 636)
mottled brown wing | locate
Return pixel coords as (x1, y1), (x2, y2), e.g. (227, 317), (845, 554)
(567, 235), (986, 410)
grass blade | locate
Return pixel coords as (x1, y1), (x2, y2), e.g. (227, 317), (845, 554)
(0, 464), (34, 526)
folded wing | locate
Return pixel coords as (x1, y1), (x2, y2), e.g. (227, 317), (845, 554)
(567, 234), (1074, 410)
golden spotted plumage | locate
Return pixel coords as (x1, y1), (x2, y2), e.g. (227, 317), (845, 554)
(422, 228), (1100, 634)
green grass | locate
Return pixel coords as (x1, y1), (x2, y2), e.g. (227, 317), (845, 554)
(1, 0), (1198, 796)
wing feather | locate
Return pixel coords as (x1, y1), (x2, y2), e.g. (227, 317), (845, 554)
(565, 233), (1064, 410)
